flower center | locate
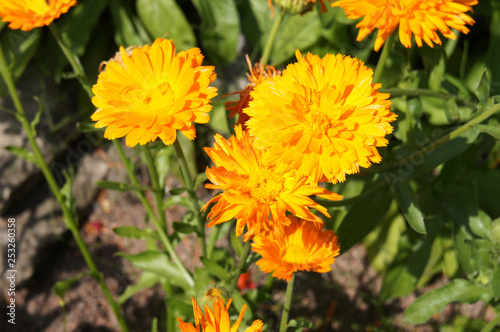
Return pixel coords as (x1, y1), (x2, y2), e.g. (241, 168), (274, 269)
(123, 82), (175, 115)
(283, 243), (309, 263)
(248, 168), (284, 203)
(303, 90), (335, 135)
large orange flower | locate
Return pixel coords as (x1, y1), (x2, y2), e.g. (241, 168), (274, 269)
(331, 0), (477, 51)
(252, 216), (340, 282)
(178, 298), (264, 332)
(245, 50), (395, 185)
(0, 0), (76, 31)
(224, 55), (280, 127)
(91, 38), (217, 147)
(202, 125), (341, 241)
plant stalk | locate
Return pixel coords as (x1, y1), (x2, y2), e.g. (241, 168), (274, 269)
(279, 273), (295, 332)
(228, 240), (252, 293)
(142, 145), (168, 233)
(373, 32), (396, 83)
(261, 10), (285, 65)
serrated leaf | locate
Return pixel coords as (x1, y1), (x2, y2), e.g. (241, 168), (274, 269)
(5, 146), (38, 165)
(118, 251), (193, 290)
(389, 176), (426, 234)
(403, 279), (490, 324)
(118, 271), (163, 305)
(136, 0), (196, 51)
(190, 0), (239, 65)
(113, 226), (159, 240)
(97, 180), (149, 192)
(200, 257), (228, 281)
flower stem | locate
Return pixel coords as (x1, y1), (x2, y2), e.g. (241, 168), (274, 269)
(373, 32), (396, 83)
(113, 141), (194, 288)
(173, 139), (207, 257)
(481, 311), (500, 332)
(0, 41), (129, 332)
(142, 145), (168, 233)
(229, 240), (252, 293)
(261, 10), (285, 65)
(279, 273), (295, 332)
(49, 24), (93, 100)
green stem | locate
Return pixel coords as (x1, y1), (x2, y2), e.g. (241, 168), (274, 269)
(173, 139), (207, 257)
(228, 240), (252, 293)
(206, 223), (220, 259)
(261, 10), (285, 65)
(142, 145), (167, 233)
(481, 311), (500, 332)
(49, 24), (93, 99)
(317, 179), (387, 207)
(379, 88), (477, 109)
(373, 32), (396, 83)
(0, 42), (129, 332)
(279, 273), (295, 332)
(113, 141), (194, 288)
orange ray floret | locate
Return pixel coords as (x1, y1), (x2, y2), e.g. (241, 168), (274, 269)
(252, 216), (340, 282)
(331, 0), (477, 51)
(178, 298), (264, 332)
(91, 38), (217, 147)
(202, 125), (342, 241)
(0, 0), (77, 31)
(224, 55), (280, 128)
(245, 50), (396, 185)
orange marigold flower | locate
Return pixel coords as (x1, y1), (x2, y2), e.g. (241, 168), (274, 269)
(331, 0), (477, 51)
(245, 50), (395, 185)
(178, 298), (264, 332)
(91, 38), (217, 147)
(225, 55), (280, 127)
(252, 216), (340, 282)
(0, 0), (76, 31)
(202, 125), (342, 241)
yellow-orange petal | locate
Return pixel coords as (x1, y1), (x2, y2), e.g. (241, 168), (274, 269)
(91, 38), (217, 147)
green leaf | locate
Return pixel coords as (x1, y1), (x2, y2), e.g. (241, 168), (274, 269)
(230, 232), (243, 258)
(113, 226), (159, 240)
(155, 146), (174, 192)
(403, 279), (490, 324)
(109, 0), (152, 47)
(0, 29), (41, 96)
(5, 146), (38, 165)
(118, 271), (163, 305)
(58, 0), (110, 55)
(336, 180), (393, 253)
(475, 69), (492, 114)
(191, 0), (240, 65)
(469, 209), (492, 240)
(117, 251), (192, 291)
(200, 257), (228, 281)
(172, 222), (197, 234)
(476, 124), (500, 140)
(163, 195), (191, 210)
(151, 318), (158, 332)
(428, 49), (446, 92)
(52, 272), (90, 300)
(492, 218), (500, 243)
(97, 180), (149, 192)
(389, 176), (426, 234)
(492, 262), (500, 300)
(76, 122), (104, 133)
(30, 97), (43, 135)
(136, 0), (196, 51)
(169, 187), (187, 195)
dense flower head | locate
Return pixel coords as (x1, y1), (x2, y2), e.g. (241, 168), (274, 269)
(245, 50), (395, 185)
(252, 216), (340, 282)
(331, 0), (478, 51)
(225, 55), (280, 127)
(178, 298), (264, 332)
(91, 38), (217, 147)
(202, 125), (342, 241)
(0, 0), (77, 31)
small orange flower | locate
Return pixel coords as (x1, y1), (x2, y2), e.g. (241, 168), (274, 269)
(331, 0), (477, 51)
(178, 298), (264, 332)
(0, 0), (76, 31)
(245, 50), (395, 185)
(202, 125), (342, 241)
(224, 55), (280, 127)
(91, 38), (217, 147)
(252, 216), (340, 282)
